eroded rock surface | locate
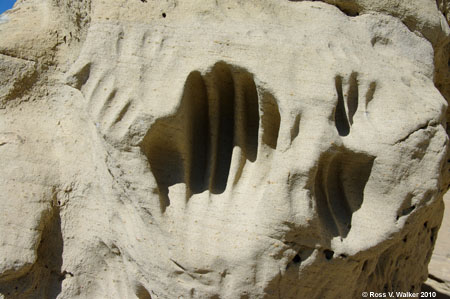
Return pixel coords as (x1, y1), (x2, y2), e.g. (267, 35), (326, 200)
(426, 193), (450, 297)
(0, 0), (449, 298)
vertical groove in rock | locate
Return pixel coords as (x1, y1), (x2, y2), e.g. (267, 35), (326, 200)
(184, 71), (209, 195)
(140, 62), (279, 204)
(206, 63), (236, 194)
(240, 72), (260, 162)
(315, 151), (374, 238)
(334, 75), (350, 136)
(2, 1), (449, 298)
(261, 92), (281, 149)
(231, 70), (260, 185)
(347, 72), (359, 126)
(290, 114), (301, 143)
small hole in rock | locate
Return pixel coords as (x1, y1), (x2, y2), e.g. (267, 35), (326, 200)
(293, 254), (301, 263)
(430, 227), (438, 244)
(362, 260), (368, 271)
(403, 236), (407, 243)
(424, 221), (428, 228)
(340, 254), (347, 258)
(324, 250), (334, 260)
(401, 205), (415, 216)
(162, 12), (166, 18)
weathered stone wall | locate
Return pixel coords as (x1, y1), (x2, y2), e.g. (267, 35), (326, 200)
(0, 1), (449, 298)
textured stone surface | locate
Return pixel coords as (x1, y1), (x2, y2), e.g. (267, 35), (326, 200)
(426, 193), (450, 297)
(0, 0), (449, 298)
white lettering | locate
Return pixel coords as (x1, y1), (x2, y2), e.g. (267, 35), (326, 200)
(395, 292), (419, 298)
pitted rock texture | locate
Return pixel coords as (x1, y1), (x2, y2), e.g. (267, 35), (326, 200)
(0, 0), (449, 298)
(425, 193), (450, 297)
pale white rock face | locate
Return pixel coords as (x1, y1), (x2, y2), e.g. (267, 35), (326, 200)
(0, 1), (449, 298)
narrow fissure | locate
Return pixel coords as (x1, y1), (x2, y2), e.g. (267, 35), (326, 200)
(334, 75), (350, 136)
(261, 92), (281, 149)
(185, 72), (209, 195)
(208, 64), (235, 194)
(347, 72), (359, 125)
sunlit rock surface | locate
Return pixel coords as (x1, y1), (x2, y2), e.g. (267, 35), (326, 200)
(0, 0), (449, 298)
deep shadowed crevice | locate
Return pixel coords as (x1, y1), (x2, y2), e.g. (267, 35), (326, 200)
(288, 1), (361, 16)
(261, 92), (281, 149)
(0, 202), (64, 299)
(140, 72), (208, 211)
(140, 62), (280, 209)
(140, 113), (185, 211)
(315, 150), (374, 238)
(238, 72), (259, 162)
(324, 249), (334, 260)
(206, 63), (236, 194)
(231, 70), (260, 185)
(135, 284), (152, 299)
(68, 62), (91, 90)
(315, 158), (340, 237)
(334, 75), (350, 136)
(38, 205), (64, 299)
(334, 73), (364, 136)
(347, 72), (359, 125)
(185, 72), (209, 195)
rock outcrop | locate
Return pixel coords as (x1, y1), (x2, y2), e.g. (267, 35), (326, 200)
(426, 193), (450, 297)
(0, 0), (449, 298)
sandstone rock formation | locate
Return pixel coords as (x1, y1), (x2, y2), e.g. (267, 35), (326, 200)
(0, 0), (449, 298)
(426, 193), (450, 297)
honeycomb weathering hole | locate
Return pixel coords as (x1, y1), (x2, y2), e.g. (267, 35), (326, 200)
(140, 62), (280, 210)
(334, 73), (377, 137)
(315, 150), (375, 238)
